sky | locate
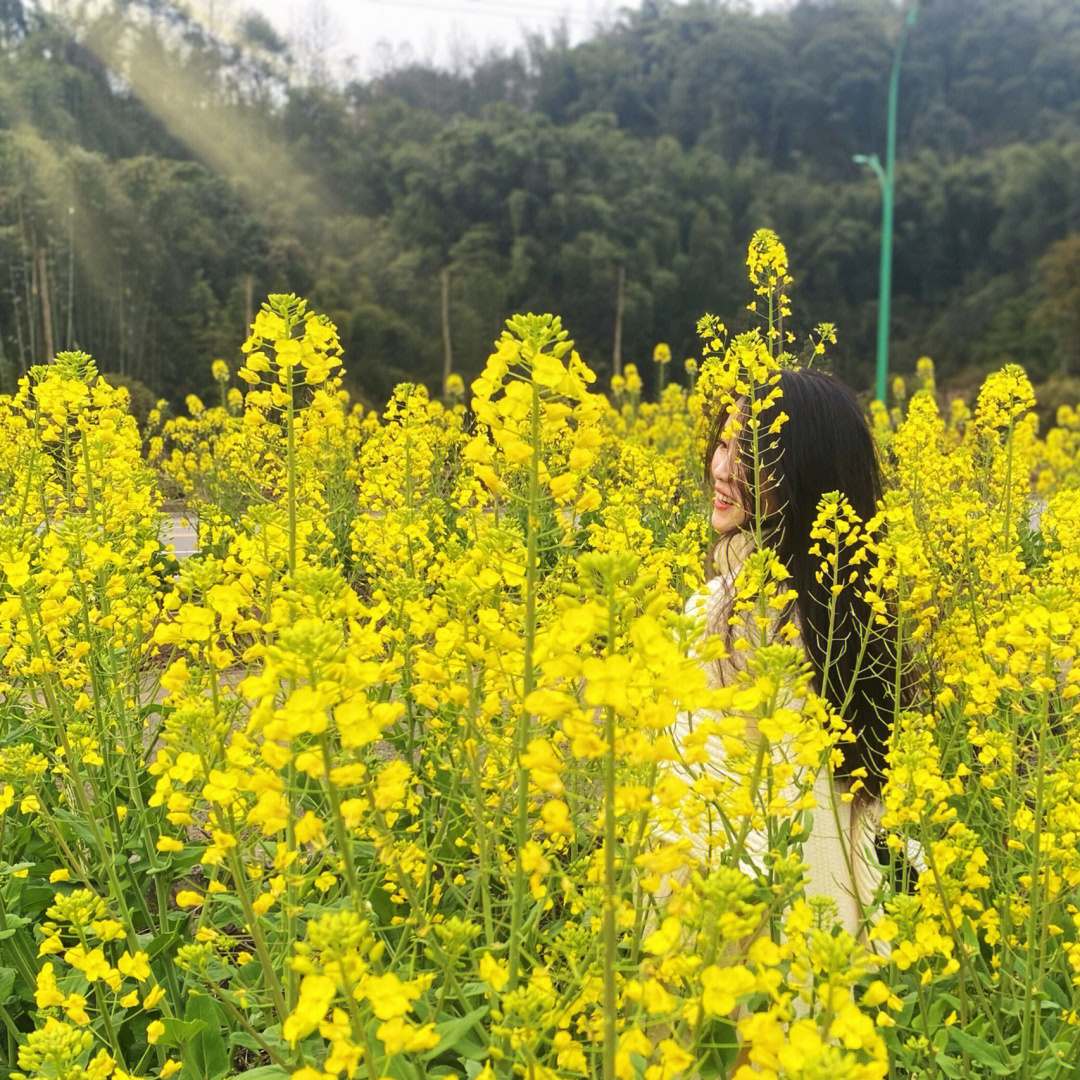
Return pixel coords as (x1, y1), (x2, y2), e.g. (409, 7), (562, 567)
(247, 0), (647, 77)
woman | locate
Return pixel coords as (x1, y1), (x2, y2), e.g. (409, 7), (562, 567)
(672, 367), (901, 941)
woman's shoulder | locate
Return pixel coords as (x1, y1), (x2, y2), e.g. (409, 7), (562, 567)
(685, 566), (734, 615)
(688, 532), (754, 615)
(711, 528), (753, 568)
(684, 582), (718, 620)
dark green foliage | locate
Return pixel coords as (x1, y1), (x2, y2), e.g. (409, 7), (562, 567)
(99, 371), (157, 428)
(3, 0), (1080, 406)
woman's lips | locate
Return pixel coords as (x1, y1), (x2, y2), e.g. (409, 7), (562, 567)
(713, 490), (735, 509)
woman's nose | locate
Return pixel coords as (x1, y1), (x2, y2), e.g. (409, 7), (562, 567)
(712, 444), (730, 480)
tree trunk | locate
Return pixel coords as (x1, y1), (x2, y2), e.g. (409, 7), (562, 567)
(135, 296), (153, 383)
(613, 264), (625, 379)
(12, 292), (27, 371)
(117, 266), (124, 376)
(0, 314), (12, 393)
(19, 207), (37, 364)
(37, 245), (54, 363)
(25, 240), (37, 364)
(441, 266), (452, 393)
(67, 206), (75, 350)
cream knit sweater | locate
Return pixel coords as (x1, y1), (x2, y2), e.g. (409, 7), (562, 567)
(668, 539), (885, 943)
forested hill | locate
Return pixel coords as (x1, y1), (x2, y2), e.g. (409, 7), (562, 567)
(3, 0), (1080, 408)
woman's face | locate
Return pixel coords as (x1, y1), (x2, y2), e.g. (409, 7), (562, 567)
(710, 413), (750, 533)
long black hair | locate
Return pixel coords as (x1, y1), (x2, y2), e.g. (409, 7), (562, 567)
(703, 368), (899, 801)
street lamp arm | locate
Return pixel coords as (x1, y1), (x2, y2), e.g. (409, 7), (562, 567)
(853, 153), (887, 189)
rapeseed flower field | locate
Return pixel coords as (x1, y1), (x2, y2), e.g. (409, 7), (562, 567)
(2, 236), (1079, 1080)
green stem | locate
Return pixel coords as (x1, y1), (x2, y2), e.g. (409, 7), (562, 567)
(464, 662), (495, 944)
(283, 363), (300, 1011)
(1002, 418), (1014, 559)
(918, 819), (1005, 1049)
(318, 732), (360, 902)
(224, 841), (290, 1028)
(286, 365), (297, 576)
(0, 1003), (19, 1054)
(507, 376), (541, 995)
(204, 981), (289, 1067)
(80, 419), (98, 527)
(602, 581), (617, 1080)
(90, 977), (126, 1068)
(1019, 687), (1050, 1067)
(913, 978), (940, 1080)
(16, 440), (38, 527)
(19, 591), (144, 958)
(818, 531), (841, 701)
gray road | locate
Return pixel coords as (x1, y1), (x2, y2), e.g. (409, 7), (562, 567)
(164, 514), (199, 559)
(160, 497), (1051, 563)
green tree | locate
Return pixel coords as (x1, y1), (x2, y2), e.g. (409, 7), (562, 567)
(1035, 233), (1080, 377)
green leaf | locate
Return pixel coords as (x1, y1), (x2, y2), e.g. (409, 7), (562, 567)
(144, 926), (183, 959)
(927, 993), (951, 1031)
(380, 1059), (421, 1080)
(934, 1050), (963, 1078)
(1040, 976), (1070, 1010)
(146, 849), (203, 876)
(158, 1018), (207, 1048)
(0, 967), (16, 1001)
(931, 1024), (950, 1053)
(233, 1068), (287, 1080)
(420, 1004), (489, 1062)
(179, 995), (230, 1080)
(227, 1031), (263, 1053)
(947, 1029), (1013, 1074)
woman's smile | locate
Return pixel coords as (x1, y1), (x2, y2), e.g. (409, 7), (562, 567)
(713, 487), (736, 510)
(710, 431), (749, 530)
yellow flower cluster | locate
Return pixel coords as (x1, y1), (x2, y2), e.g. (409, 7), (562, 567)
(868, 367), (1080, 1070)
(8, 238), (1080, 1080)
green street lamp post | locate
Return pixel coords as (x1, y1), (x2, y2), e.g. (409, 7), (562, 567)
(855, 3), (918, 404)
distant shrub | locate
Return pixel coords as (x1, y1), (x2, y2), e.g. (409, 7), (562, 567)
(100, 371), (158, 429)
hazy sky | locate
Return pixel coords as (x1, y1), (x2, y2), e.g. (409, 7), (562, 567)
(251, 0), (635, 77)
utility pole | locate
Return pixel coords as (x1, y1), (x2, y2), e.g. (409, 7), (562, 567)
(854, 2), (918, 403)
